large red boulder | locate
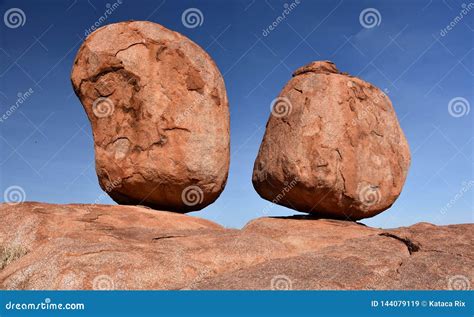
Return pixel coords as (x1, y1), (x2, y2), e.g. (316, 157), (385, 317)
(252, 61), (411, 220)
(71, 21), (230, 212)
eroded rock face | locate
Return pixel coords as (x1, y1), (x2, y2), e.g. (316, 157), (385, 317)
(252, 61), (411, 220)
(71, 21), (230, 212)
(1, 202), (471, 290)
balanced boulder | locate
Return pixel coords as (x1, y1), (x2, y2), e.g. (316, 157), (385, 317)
(71, 21), (230, 212)
(252, 61), (410, 220)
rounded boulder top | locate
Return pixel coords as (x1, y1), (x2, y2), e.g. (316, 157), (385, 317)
(253, 60), (411, 220)
(71, 21), (230, 212)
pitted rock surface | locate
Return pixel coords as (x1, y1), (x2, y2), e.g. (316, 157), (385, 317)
(71, 21), (230, 212)
(1, 203), (471, 290)
(252, 61), (411, 220)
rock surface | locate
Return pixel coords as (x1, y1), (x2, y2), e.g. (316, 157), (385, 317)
(1, 202), (471, 290)
(71, 21), (230, 212)
(253, 61), (411, 220)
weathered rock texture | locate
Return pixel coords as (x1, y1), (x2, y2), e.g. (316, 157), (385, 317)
(1, 202), (471, 290)
(71, 21), (230, 212)
(253, 61), (411, 220)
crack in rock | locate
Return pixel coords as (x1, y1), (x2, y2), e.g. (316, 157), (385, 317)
(152, 235), (185, 241)
(379, 232), (420, 255)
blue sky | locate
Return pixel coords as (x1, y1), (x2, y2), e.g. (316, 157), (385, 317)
(0, 0), (472, 228)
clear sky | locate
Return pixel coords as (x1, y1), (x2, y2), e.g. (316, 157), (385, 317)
(0, 0), (472, 228)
